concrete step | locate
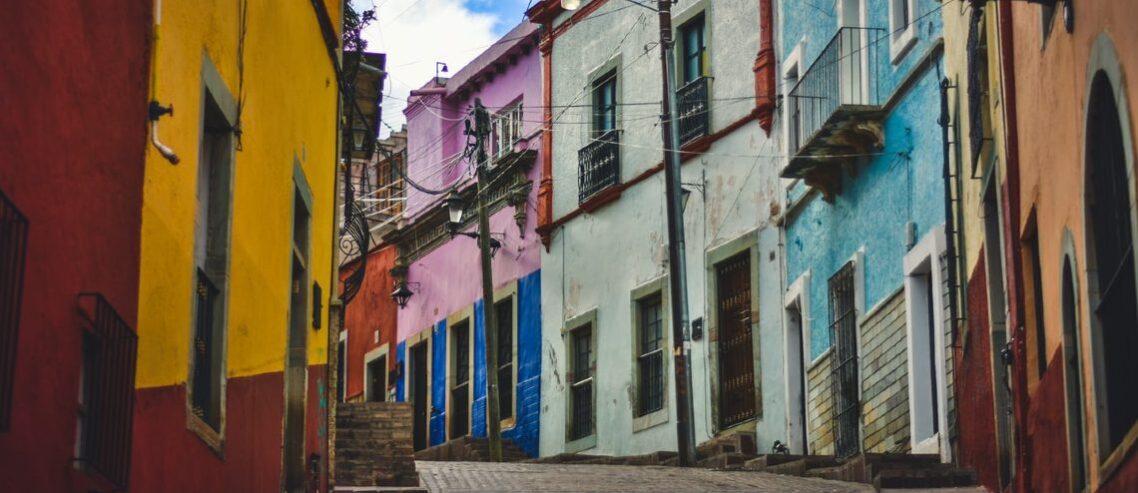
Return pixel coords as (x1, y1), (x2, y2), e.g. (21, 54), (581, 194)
(696, 432), (757, 459)
(696, 452), (754, 470)
(874, 467), (979, 490)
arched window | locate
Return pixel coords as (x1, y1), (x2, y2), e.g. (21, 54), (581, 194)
(1085, 70), (1138, 454)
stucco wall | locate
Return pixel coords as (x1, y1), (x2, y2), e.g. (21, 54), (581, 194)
(539, 0), (785, 457)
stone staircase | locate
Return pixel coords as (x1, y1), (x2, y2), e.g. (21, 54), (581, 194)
(414, 435), (530, 462)
(334, 402), (423, 491)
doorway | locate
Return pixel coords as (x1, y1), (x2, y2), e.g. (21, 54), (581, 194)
(1061, 255), (1087, 491)
(366, 354), (387, 403)
(716, 252), (756, 429)
(982, 173), (1014, 487)
(785, 299), (809, 454)
(828, 261), (860, 459)
(838, 0), (866, 105)
(410, 341), (429, 451)
(283, 188), (310, 493)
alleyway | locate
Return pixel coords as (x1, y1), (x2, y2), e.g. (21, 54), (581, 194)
(416, 461), (986, 493)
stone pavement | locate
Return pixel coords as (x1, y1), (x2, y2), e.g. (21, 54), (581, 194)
(416, 461), (877, 492)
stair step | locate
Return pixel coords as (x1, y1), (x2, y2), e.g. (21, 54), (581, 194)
(697, 452), (754, 470)
(874, 467), (978, 489)
(696, 433), (757, 459)
(803, 464), (846, 481)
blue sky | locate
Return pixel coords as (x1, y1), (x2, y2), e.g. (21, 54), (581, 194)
(463, 0), (534, 35)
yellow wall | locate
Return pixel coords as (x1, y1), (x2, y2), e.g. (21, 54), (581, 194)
(138, 0), (341, 388)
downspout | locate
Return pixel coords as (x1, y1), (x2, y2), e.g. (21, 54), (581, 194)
(996, 3), (1030, 491)
(149, 0), (179, 164)
(939, 77), (960, 367)
(753, 0), (776, 135)
(537, 24), (555, 251)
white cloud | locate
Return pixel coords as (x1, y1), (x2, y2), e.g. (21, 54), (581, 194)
(358, 0), (502, 137)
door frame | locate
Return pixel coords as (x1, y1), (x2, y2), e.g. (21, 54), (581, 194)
(783, 271), (812, 454)
(705, 230), (761, 434)
(363, 343), (390, 402)
(903, 226), (951, 462)
(405, 329), (433, 450)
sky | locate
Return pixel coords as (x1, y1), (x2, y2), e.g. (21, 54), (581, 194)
(355, 0), (535, 137)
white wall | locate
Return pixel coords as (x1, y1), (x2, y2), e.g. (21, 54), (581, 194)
(539, 0), (788, 456)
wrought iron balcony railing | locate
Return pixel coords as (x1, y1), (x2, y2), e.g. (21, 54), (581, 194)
(578, 130), (621, 203)
(786, 27), (886, 159)
(677, 76), (711, 145)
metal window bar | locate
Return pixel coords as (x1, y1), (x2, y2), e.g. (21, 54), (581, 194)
(717, 253), (756, 428)
(569, 327), (593, 440)
(578, 130), (621, 203)
(0, 189), (28, 432)
(677, 77), (711, 145)
(191, 269), (220, 429)
(787, 27), (886, 155)
(828, 262), (859, 459)
(77, 293), (138, 490)
(637, 297), (664, 416)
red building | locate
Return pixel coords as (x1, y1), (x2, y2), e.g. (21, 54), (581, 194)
(0, 1), (151, 491)
(339, 244), (400, 403)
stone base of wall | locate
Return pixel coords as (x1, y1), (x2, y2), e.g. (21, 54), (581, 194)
(807, 351), (834, 455)
(860, 290), (910, 453)
(335, 402), (419, 487)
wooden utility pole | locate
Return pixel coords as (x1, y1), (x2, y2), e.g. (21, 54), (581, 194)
(655, 0), (697, 467)
(473, 98), (504, 461)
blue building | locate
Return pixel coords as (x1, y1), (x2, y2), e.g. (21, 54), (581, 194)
(778, 0), (952, 461)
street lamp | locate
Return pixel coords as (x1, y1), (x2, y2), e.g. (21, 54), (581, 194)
(681, 187), (692, 213)
(391, 281), (414, 308)
(445, 192), (466, 235)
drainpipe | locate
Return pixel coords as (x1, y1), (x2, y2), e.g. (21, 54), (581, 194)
(996, 3), (1030, 492)
(149, 0), (179, 164)
(753, 0), (776, 135)
(537, 24), (555, 251)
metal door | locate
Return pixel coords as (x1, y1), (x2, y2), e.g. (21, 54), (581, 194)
(829, 262), (860, 459)
(716, 252), (756, 429)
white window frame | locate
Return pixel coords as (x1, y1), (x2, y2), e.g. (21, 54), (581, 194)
(445, 309), (474, 440)
(782, 40), (804, 158)
(889, 0), (918, 64)
(903, 226), (951, 462)
(493, 282), (520, 431)
(630, 276), (670, 432)
(493, 102), (524, 160)
(783, 271), (812, 455)
(563, 309), (597, 453)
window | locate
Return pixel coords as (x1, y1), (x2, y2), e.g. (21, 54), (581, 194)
(679, 15), (706, 84)
(829, 261), (860, 459)
(1086, 71), (1138, 454)
(1061, 255), (1087, 491)
(1024, 226), (1048, 381)
(889, 0), (917, 63)
(75, 294), (138, 489)
(496, 297), (515, 422)
(1040, 2), (1056, 44)
(568, 324), (594, 441)
(592, 71), (617, 136)
(190, 89), (234, 434)
(0, 188), (28, 432)
(494, 103), (524, 160)
(635, 294), (665, 417)
(366, 354), (387, 402)
(450, 320), (470, 439)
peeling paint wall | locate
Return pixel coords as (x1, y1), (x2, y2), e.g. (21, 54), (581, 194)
(539, 0), (786, 457)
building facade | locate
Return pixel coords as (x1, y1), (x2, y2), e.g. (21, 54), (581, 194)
(388, 22), (544, 457)
(526, 0), (784, 456)
(131, 1), (342, 491)
(0, 1), (151, 490)
(779, 0), (951, 461)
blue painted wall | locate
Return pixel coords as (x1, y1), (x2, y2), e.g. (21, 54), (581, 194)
(781, 0), (945, 359)
(430, 320), (447, 446)
(396, 341), (406, 402)
(470, 269), (542, 457)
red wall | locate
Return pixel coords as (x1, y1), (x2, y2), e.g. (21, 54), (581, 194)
(341, 244), (398, 401)
(955, 257), (1002, 493)
(1025, 351), (1071, 493)
(0, 1), (151, 491)
(132, 366), (328, 492)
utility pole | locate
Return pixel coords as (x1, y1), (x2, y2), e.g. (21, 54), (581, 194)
(655, 0), (697, 467)
(473, 98), (504, 462)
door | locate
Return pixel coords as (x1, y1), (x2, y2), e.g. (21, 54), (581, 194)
(829, 262), (860, 459)
(717, 252), (756, 429)
(838, 0), (865, 105)
(367, 355), (387, 402)
(283, 191), (310, 493)
(1062, 259), (1087, 491)
(411, 342), (429, 451)
(786, 300), (809, 454)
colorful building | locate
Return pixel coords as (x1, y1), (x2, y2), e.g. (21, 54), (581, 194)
(131, 0), (342, 491)
(0, 1), (151, 490)
(968, 1), (1138, 492)
(526, 0), (783, 456)
(779, 0), (952, 461)
(388, 22), (544, 457)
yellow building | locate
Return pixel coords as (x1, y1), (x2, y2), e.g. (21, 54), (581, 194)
(133, 0), (342, 491)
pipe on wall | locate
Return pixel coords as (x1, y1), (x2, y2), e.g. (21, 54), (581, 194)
(753, 0), (776, 134)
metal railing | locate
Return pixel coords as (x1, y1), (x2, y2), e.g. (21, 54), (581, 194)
(77, 293), (138, 490)
(578, 130), (621, 203)
(570, 377), (593, 440)
(0, 189), (27, 432)
(677, 77), (711, 145)
(192, 269), (220, 430)
(788, 27), (886, 155)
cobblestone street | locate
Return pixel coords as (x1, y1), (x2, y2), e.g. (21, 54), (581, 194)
(416, 461), (876, 492)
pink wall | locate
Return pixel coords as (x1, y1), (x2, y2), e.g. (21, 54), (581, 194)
(397, 32), (543, 340)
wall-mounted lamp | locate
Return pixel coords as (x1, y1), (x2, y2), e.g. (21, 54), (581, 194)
(436, 62), (449, 83)
(681, 187), (693, 213)
(391, 281), (415, 308)
(442, 193), (505, 257)
(352, 125), (370, 151)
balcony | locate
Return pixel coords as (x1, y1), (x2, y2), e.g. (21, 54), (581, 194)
(783, 27), (887, 201)
(677, 77), (711, 145)
(578, 130), (621, 204)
